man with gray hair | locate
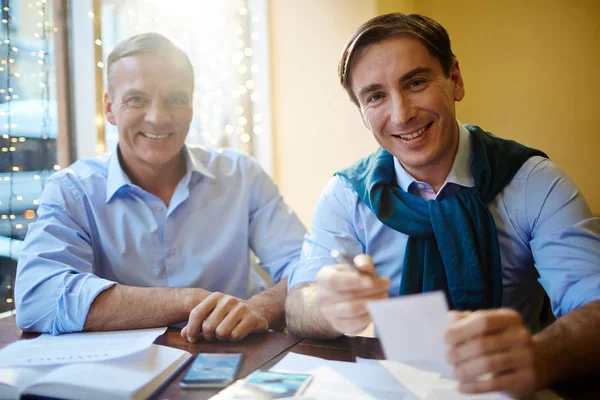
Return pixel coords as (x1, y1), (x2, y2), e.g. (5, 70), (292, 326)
(15, 33), (306, 343)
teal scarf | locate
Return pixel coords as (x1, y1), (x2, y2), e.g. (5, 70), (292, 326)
(336, 125), (547, 310)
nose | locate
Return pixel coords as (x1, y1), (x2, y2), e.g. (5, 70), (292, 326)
(390, 93), (416, 126)
(145, 101), (171, 126)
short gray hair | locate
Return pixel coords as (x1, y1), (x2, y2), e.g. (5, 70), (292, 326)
(106, 32), (194, 94)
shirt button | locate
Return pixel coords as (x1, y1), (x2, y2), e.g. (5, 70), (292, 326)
(417, 183), (425, 189)
(156, 206), (163, 211)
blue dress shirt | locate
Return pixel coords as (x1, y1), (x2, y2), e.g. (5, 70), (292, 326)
(289, 123), (600, 331)
(16, 145), (306, 334)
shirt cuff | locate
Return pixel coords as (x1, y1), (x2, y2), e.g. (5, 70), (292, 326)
(555, 274), (600, 318)
(287, 257), (332, 291)
(52, 273), (117, 335)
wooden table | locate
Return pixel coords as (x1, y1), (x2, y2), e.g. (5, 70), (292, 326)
(0, 316), (302, 400)
(264, 335), (385, 366)
(0, 315), (21, 349)
(3, 316), (600, 399)
(155, 327), (301, 399)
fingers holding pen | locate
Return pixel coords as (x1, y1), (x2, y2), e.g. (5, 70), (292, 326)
(316, 252), (390, 335)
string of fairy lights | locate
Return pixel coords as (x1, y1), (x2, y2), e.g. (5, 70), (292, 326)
(1, 0), (55, 309)
(101, 0), (264, 156)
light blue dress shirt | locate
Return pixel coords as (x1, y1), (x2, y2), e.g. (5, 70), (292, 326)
(16, 145), (306, 334)
(289, 123), (600, 331)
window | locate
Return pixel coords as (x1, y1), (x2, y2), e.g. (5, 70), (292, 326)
(1, 0), (60, 314)
(99, 0), (273, 173)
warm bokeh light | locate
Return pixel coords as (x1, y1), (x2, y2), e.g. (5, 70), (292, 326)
(24, 210), (37, 220)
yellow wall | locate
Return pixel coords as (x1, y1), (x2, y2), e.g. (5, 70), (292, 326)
(378, 0), (600, 215)
(269, 0), (379, 225)
(270, 0), (600, 226)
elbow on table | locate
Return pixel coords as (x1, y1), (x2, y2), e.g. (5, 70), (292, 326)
(15, 304), (46, 333)
(286, 317), (344, 340)
(284, 285), (344, 340)
(15, 289), (56, 334)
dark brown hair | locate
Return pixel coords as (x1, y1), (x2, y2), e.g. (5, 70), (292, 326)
(338, 13), (456, 105)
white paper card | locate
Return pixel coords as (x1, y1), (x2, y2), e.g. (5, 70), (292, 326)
(367, 291), (450, 363)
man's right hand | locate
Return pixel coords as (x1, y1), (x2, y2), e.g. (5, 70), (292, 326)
(316, 254), (391, 335)
(181, 292), (269, 343)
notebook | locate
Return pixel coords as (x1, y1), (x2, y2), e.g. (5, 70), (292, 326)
(0, 344), (192, 400)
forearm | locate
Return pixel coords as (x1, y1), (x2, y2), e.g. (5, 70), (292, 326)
(84, 284), (211, 331)
(533, 301), (600, 388)
(285, 283), (343, 339)
(246, 278), (288, 330)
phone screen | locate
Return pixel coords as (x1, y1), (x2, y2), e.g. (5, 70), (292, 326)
(180, 352), (243, 388)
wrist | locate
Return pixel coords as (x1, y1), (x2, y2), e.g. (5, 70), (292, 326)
(247, 293), (281, 329)
(183, 288), (210, 314)
(532, 334), (560, 390)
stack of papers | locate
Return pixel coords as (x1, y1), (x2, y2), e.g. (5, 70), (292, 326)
(210, 292), (563, 400)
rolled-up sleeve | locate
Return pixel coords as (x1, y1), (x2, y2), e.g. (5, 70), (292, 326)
(525, 159), (600, 317)
(288, 176), (365, 290)
(15, 175), (115, 334)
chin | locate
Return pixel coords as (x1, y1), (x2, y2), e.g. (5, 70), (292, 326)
(393, 151), (436, 168)
(140, 153), (177, 166)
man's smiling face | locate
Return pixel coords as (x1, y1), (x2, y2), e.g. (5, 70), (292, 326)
(350, 35), (465, 177)
(104, 52), (194, 174)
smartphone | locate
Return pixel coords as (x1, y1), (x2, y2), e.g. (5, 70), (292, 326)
(179, 352), (244, 389)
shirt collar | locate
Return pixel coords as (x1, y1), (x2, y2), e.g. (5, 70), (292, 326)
(394, 121), (474, 191)
(105, 144), (216, 203)
(182, 145), (216, 181)
(445, 122), (474, 188)
(106, 149), (132, 202)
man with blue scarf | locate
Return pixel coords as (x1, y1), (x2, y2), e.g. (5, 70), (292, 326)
(285, 13), (600, 398)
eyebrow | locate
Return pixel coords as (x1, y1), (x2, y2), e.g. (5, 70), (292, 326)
(122, 89), (147, 98)
(357, 66), (434, 98)
(399, 66), (433, 83)
(121, 89), (190, 98)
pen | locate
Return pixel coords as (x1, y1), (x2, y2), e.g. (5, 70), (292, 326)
(330, 249), (372, 276)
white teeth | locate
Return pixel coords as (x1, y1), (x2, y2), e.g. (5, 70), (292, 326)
(398, 125), (428, 141)
(141, 132), (171, 140)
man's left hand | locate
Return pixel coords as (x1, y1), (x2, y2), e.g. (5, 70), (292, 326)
(181, 292), (269, 342)
(445, 308), (536, 398)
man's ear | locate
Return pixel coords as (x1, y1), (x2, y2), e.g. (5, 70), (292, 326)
(104, 91), (117, 126)
(450, 60), (465, 102)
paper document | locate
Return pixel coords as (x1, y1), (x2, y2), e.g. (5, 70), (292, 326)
(0, 327), (167, 367)
(356, 357), (440, 399)
(426, 377), (512, 400)
(367, 291), (450, 364)
(363, 291), (523, 400)
(357, 358), (512, 400)
(270, 352), (416, 400)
